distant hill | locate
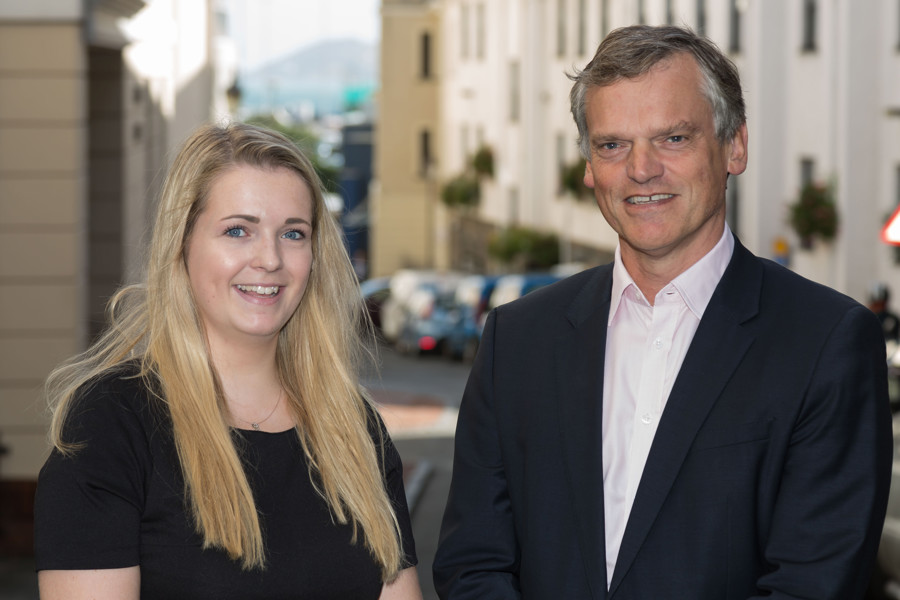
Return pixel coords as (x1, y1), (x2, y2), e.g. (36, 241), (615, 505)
(240, 38), (378, 116)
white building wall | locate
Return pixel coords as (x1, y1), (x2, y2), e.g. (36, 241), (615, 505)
(433, 0), (900, 302)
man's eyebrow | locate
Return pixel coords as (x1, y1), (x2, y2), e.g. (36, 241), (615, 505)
(591, 121), (702, 143)
(655, 121), (701, 137)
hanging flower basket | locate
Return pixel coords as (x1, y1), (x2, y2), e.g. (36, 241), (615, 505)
(441, 174), (481, 208)
(472, 145), (494, 179)
(789, 182), (838, 249)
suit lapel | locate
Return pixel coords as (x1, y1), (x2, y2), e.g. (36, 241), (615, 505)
(608, 242), (763, 596)
(556, 265), (613, 600)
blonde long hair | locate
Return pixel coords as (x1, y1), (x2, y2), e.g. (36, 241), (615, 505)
(45, 122), (403, 579)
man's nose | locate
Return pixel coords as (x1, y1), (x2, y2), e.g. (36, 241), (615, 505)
(626, 141), (663, 183)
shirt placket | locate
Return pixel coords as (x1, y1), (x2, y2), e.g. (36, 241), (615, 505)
(624, 291), (680, 509)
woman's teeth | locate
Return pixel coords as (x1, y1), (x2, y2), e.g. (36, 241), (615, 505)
(237, 285), (279, 296)
(628, 193), (674, 205)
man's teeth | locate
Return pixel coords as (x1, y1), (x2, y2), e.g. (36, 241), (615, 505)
(237, 285), (279, 295)
(628, 193), (674, 205)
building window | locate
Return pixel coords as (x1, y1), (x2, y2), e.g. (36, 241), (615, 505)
(461, 3), (470, 60)
(476, 3), (486, 59)
(802, 0), (817, 52)
(697, 0), (707, 36)
(421, 32), (432, 79)
(557, 0), (566, 57)
(556, 133), (567, 194)
(509, 61), (520, 122)
(800, 158), (815, 188)
(897, 0), (900, 50)
(638, 0), (646, 25)
(729, 0), (742, 53)
(509, 187), (520, 224)
(420, 129), (432, 177)
(666, 0), (674, 25)
(461, 124), (470, 166)
(601, 0), (610, 38)
(895, 164), (900, 207)
(578, 0), (587, 56)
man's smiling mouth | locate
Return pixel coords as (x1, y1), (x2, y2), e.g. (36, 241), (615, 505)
(626, 193), (675, 205)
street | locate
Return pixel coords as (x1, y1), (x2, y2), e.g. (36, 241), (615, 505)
(364, 344), (470, 600)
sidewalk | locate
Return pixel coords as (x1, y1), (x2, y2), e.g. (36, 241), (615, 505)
(370, 387), (457, 520)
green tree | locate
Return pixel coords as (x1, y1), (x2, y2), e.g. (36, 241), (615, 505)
(245, 114), (340, 192)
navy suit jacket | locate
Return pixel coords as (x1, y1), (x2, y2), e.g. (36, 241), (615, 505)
(434, 240), (893, 599)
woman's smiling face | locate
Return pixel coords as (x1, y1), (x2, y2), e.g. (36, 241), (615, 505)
(185, 164), (314, 351)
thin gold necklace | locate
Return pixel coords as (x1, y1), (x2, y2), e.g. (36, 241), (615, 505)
(234, 391), (283, 431)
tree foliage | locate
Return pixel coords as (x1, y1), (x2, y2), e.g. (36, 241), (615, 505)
(245, 114), (340, 192)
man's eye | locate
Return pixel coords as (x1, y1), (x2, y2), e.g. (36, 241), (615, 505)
(601, 142), (619, 151)
(667, 135), (685, 143)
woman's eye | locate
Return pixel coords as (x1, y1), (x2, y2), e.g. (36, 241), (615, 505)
(225, 226), (246, 237)
(283, 230), (305, 241)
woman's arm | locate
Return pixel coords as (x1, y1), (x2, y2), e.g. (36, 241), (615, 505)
(39, 566), (140, 600)
(379, 566), (423, 600)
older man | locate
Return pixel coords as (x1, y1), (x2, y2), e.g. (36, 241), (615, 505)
(434, 25), (892, 599)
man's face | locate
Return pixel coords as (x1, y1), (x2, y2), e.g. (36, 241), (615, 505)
(583, 53), (748, 273)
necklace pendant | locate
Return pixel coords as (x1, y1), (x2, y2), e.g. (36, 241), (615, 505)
(252, 422), (260, 431)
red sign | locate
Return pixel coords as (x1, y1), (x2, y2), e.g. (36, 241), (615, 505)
(883, 205), (900, 246)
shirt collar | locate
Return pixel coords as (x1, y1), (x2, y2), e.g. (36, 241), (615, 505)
(608, 225), (734, 325)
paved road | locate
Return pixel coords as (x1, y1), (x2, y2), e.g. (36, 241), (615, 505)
(364, 345), (471, 600)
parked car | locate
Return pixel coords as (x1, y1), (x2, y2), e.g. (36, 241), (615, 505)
(380, 270), (461, 343)
(359, 276), (391, 332)
(395, 280), (461, 356)
(487, 272), (564, 311)
(445, 274), (501, 362)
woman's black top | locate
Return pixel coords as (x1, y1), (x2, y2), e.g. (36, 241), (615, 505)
(34, 366), (417, 599)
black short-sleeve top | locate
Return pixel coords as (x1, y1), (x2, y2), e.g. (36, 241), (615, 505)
(34, 366), (417, 599)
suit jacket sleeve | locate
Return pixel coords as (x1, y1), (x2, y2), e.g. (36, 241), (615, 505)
(751, 304), (892, 599)
(433, 310), (523, 599)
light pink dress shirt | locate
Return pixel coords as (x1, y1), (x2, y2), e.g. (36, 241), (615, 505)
(602, 225), (734, 587)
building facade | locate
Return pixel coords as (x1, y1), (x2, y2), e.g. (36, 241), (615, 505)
(0, 0), (228, 553)
(373, 0), (900, 304)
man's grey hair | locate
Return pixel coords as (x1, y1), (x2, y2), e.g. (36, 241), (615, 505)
(569, 25), (746, 159)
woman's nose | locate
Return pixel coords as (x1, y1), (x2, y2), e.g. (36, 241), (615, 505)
(252, 237), (283, 271)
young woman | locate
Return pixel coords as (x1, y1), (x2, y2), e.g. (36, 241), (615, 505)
(34, 122), (422, 599)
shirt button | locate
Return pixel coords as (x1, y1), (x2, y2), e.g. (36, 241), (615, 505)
(641, 413), (653, 425)
(654, 338), (662, 349)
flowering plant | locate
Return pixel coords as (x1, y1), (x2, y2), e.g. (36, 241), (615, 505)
(789, 181), (838, 248)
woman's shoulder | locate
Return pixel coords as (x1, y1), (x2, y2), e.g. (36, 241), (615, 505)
(64, 361), (168, 443)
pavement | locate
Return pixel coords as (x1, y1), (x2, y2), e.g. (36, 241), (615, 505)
(370, 387), (458, 600)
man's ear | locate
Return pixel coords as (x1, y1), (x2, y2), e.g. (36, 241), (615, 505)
(727, 123), (749, 176)
(583, 160), (596, 189)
